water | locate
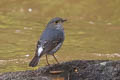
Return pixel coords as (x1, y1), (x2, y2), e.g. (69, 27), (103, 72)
(0, 0), (120, 75)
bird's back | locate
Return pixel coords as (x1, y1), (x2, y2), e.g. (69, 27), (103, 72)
(40, 27), (64, 42)
(36, 27), (64, 55)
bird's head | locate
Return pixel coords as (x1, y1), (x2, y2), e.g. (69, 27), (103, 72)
(47, 17), (67, 26)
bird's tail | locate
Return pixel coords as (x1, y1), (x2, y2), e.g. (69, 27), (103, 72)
(29, 56), (39, 67)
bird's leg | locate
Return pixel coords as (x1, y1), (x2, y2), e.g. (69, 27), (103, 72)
(52, 54), (59, 64)
(46, 55), (50, 65)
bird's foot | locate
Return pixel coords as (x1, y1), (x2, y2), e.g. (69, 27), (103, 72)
(46, 63), (50, 66)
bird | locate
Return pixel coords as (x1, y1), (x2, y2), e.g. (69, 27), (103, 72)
(29, 17), (67, 67)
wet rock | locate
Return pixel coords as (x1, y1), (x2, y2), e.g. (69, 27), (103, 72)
(0, 60), (120, 80)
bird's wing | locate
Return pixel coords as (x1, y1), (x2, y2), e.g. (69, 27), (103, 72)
(46, 29), (64, 53)
(43, 37), (63, 53)
(48, 42), (62, 54)
(36, 35), (63, 57)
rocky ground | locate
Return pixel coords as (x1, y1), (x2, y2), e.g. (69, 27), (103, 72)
(0, 60), (120, 80)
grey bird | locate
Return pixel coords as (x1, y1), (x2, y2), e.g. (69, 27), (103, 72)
(29, 17), (67, 67)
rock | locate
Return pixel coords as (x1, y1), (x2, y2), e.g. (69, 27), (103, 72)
(0, 60), (120, 80)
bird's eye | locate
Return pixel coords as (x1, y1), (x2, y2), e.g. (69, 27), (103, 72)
(55, 21), (59, 24)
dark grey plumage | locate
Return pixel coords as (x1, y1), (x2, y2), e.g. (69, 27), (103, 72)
(29, 17), (66, 67)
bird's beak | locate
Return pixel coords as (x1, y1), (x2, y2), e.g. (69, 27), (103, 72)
(62, 19), (67, 22)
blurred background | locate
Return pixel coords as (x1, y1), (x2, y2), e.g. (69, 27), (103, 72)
(0, 0), (120, 73)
